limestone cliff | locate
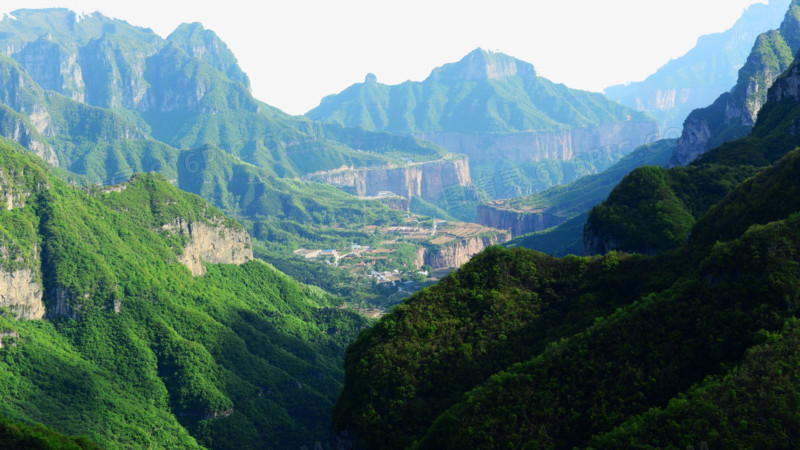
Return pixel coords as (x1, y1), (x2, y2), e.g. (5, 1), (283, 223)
(477, 203), (564, 238)
(164, 217), (254, 276)
(15, 38), (85, 103)
(0, 268), (44, 320)
(0, 107), (58, 166)
(423, 234), (510, 270)
(0, 242), (44, 320)
(418, 121), (657, 167)
(766, 57), (800, 103)
(307, 157), (471, 204)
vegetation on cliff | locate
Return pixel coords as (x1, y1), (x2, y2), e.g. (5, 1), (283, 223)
(333, 140), (800, 448)
(496, 139), (675, 255)
(0, 138), (368, 449)
(333, 20), (800, 445)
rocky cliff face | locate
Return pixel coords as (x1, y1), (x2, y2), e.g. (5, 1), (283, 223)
(418, 121), (657, 166)
(0, 109), (57, 166)
(307, 157), (471, 204)
(0, 242), (45, 320)
(767, 58), (800, 103)
(429, 48), (537, 81)
(671, 1), (800, 166)
(423, 234), (510, 270)
(0, 10), (255, 116)
(15, 39), (85, 103)
(78, 35), (156, 110)
(164, 217), (254, 276)
(0, 268), (45, 320)
(477, 204), (564, 238)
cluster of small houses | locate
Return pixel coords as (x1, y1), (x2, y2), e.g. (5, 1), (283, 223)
(294, 243), (429, 292)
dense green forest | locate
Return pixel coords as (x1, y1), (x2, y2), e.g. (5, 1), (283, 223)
(0, 416), (100, 449)
(4, 4), (800, 449)
(586, 44), (800, 256)
(333, 144), (800, 448)
(0, 138), (368, 449)
(332, 25), (800, 446)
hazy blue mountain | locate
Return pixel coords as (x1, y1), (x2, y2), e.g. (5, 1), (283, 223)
(670, 0), (800, 166)
(308, 48), (648, 134)
(0, 9), (446, 177)
(605, 0), (791, 131)
(166, 22), (251, 89)
(586, 8), (800, 256)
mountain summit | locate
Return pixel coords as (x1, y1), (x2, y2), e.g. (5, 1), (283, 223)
(308, 48), (647, 134)
(429, 48), (536, 81)
(166, 22), (251, 89)
(308, 49), (655, 204)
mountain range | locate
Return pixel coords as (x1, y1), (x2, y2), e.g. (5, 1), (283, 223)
(308, 48), (658, 207)
(479, 0), (800, 256)
(331, 4), (800, 444)
(1, 3), (800, 449)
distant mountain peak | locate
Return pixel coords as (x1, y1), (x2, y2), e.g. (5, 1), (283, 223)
(365, 73), (378, 84)
(167, 22), (251, 88)
(428, 48), (536, 82)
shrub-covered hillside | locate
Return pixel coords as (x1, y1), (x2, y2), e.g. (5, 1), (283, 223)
(332, 42), (800, 446)
(333, 143), (800, 448)
(0, 137), (367, 449)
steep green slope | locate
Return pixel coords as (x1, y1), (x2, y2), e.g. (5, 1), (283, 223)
(587, 43), (800, 256)
(332, 141), (800, 448)
(0, 138), (367, 449)
(0, 417), (100, 450)
(416, 214), (800, 448)
(592, 317), (800, 448)
(585, 164), (758, 255)
(332, 247), (678, 449)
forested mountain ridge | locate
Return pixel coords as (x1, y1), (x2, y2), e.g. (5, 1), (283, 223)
(586, 22), (800, 256)
(308, 48), (658, 201)
(332, 124), (800, 450)
(308, 48), (649, 134)
(331, 6), (800, 445)
(0, 136), (368, 449)
(0, 8), (499, 285)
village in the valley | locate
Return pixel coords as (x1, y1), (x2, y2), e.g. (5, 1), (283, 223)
(293, 212), (508, 297)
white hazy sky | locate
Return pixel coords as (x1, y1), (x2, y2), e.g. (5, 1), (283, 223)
(0, 0), (768, 115)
